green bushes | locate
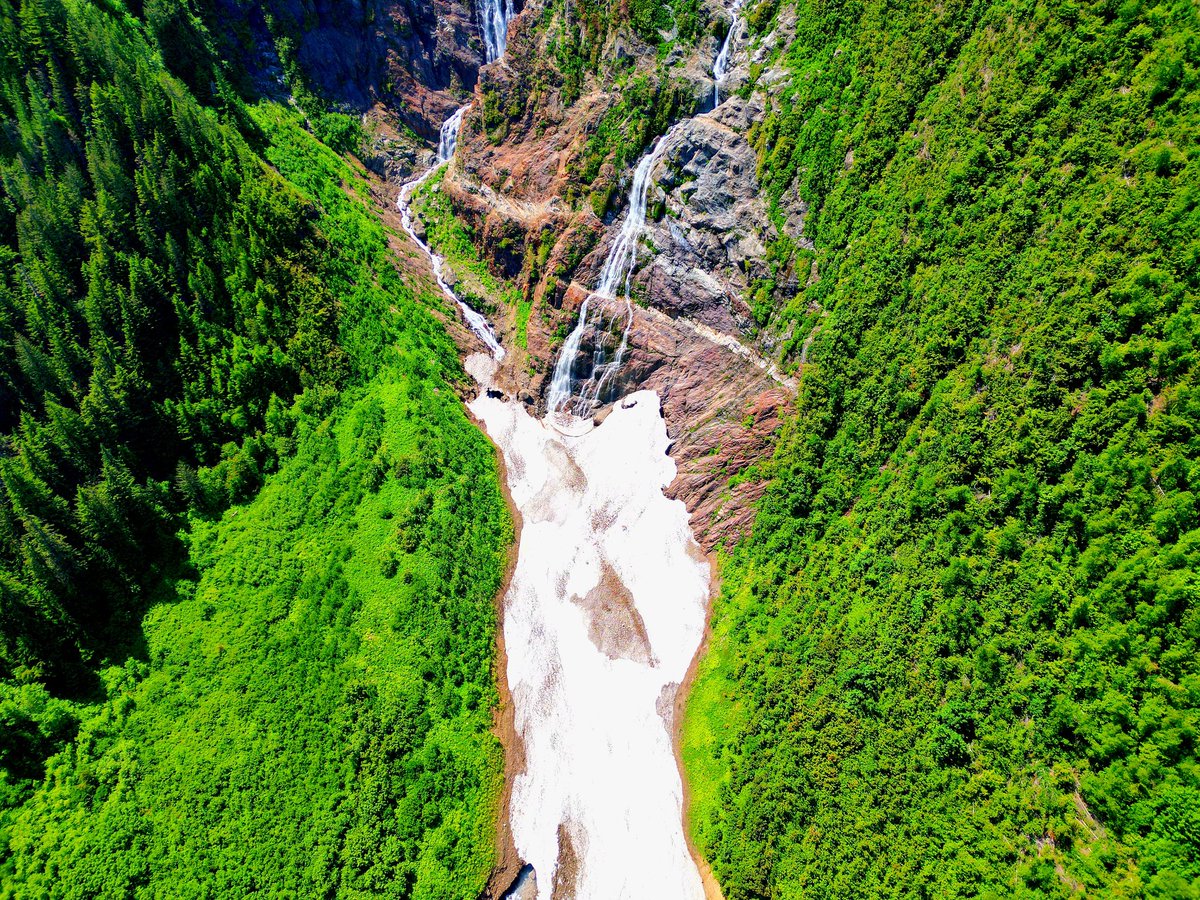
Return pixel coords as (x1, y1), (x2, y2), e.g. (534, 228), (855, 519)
(575, 75), (696, 202)
(685, 0), (1200, 896)
(4, 357), (509, 898)
(535, 0), (705, 168)
(314, 111), (367, 154)
(0, 0), (511, 894)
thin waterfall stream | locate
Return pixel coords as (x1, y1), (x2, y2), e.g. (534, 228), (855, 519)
(548, 3), (743, 419)
(396, 0), (517, 353)
(478, 0), (516, 61)
(712, 0), (743, 106)
(397, 107), (505, 359)
(544, 136), (673, 418)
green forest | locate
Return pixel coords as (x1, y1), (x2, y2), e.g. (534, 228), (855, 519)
(0, 0), (509, 895)
(683, 0), (1200, 897)
(2, 0), (1198, 895)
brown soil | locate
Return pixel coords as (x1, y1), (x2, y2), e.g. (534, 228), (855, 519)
(572, 561), (654, 665)
(551, 822), (582, 900)
(467, 403), (529, 900)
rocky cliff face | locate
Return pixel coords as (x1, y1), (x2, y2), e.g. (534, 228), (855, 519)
(214, 0), (491, 170)
(422, 0), (802, 548)
(324, 0), (802, 547)
(291, 0), (485, 128)
(639, 97), (776, 335)
(338, 0), (806, 891)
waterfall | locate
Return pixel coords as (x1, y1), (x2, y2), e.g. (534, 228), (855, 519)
(437, 106), (467, 162)
(546, 139), (669, 417)
(595, 147), (663, 298)
(468, 3), (762, 893)
(713, 0), (743, 106)
(398, 107), (505, 359)
(478, 0), (516, 62)
(396, 0), (511, 352)
(548, 0), (752, 414)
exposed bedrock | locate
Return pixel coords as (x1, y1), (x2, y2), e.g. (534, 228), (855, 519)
(476, 280), (792, 551)
(582, 297), (792, 551)
(231, 0), (527, 145)
(355, 0), (799, 545)
(437, 81), (801, 549)
(446, 88), (789, 347)
(639, 97), (778, 335)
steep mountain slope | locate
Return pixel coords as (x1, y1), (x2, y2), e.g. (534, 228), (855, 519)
(415, 0), (802, 548)
(405, 0), (1198, 895)
(2, 0), (1197, 896)
(205, 0), (487, 138)
(0, 0), (362, 691)
(0, 1), (509, 895)
(678, 0), (1200, 897)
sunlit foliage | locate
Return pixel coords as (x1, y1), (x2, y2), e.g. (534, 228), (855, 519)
(685, 0), (1200, 896)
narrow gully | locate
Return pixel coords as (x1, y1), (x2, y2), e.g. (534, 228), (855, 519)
(399, 7), (746, 894)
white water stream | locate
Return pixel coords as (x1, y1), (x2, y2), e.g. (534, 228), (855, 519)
(397, 107), (505, 358)
(478, 0), (516, 61)
(712, 0), (743, 106)
(548, 0), (745, 416)
(545, 133), (675, 417)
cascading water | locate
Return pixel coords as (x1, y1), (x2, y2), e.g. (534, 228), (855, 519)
(549, 0), (746, 416)
(546, 136), (672, 417)
(398, 107), (504, 358)
(712, 0), (743, 106)
(437, 106), (467, 162)
(478, 0), (516, 62)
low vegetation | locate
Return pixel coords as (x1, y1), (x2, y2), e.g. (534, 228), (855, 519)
(411, 170), (532, 348)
